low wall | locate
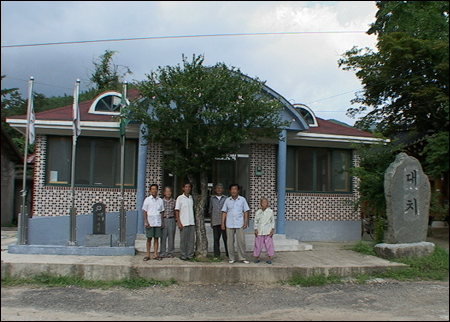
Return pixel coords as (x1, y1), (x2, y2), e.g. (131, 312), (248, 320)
(25, 211), (138, 246)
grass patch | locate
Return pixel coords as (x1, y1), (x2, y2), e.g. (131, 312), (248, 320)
(351, 243), (449, 282)
(348, 240), (377, 256)
(186, 255), (223, 263)
(1, 273), (177, 289)
(284, 273), (342, 287)
(378, 246), (449, 281)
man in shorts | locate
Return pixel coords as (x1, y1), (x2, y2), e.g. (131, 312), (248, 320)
(142, 184), (164, 261)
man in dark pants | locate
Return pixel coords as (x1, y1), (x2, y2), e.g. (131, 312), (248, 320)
(208, 183), (228, 259)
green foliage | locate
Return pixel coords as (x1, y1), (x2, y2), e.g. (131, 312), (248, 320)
(349, 138), (403, 241)
(339, 1), (449, 137)
(349, 240), (377, 256)
(351, 243), (449, 282)
(284, 273), (342, 287)
(128, 54), (288, 178)
(1, 273), (177, 289)
(421, 118), (449, 179)
(429, 191), (449, 221)
(90, 49), (133, 93)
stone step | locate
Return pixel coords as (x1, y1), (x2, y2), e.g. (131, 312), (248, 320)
(135, 230), (312, 253)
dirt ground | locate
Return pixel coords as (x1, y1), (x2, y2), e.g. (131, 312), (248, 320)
(1, 280), (448, 321)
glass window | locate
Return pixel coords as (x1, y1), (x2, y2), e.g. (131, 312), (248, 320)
(47, 137), (72, 184)
(46, 136), (137, 187)
(286, 146), (352, 192)
(94, 95), (122, 112)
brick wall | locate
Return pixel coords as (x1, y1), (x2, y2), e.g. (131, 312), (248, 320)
(31, 136), (359, 221)
(249, 143), (360, 222)
(31, 136), (165, 217)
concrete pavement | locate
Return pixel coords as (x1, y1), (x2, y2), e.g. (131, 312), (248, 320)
(2, 225), (448, 284)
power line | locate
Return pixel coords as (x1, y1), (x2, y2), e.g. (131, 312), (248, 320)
(1, 30), (367, 48)
(305, 88), (363, 104)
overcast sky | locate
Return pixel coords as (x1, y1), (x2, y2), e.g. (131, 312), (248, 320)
(1, 1), (378, 125)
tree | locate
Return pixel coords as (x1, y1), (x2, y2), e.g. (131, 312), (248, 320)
(339, 2), (449, 228)
(348, 138), (402, 243)
(338, 1), (449, 136)
(90, 50), (133, 93)
(128, 54), (289, 258)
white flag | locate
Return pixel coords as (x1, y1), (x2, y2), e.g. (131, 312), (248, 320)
(73, 80), (81, 138)
(27, 77), (35, 145)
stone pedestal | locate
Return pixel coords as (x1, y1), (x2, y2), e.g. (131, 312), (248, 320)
(85, 234), (112, 247)
(374, 242), (435, 259)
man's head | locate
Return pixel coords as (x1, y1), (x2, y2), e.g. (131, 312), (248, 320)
(183, 182), (192, 195)
(163, 186), (172, 198)
(215, 183), (224, 195)
(229, 183), (239, 198)
(150, 184), (158, 197)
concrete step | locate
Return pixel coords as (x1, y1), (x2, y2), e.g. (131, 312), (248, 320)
(135, 230), (312, 253)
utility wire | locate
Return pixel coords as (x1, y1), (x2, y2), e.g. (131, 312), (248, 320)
(1, 30), (367, 48)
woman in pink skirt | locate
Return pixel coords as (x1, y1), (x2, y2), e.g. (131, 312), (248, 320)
(253, 198), (275, 264)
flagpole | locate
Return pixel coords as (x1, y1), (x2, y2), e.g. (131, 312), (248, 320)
(69, 79), (80, 246)
(119, 82), (127, 247)
(18, 76), (34, 245)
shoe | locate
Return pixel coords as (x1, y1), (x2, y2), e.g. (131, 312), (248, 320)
(266, 260), (272, 264)
(167, 255), (174, 258)
(143, 256), (151, 261)
(254, 259), (260, 263)
(180, 257), (187, 261)
(228, 260), (235, 264)
(242, 260), (250, 264)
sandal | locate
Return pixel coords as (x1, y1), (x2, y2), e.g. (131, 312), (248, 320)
(153, 256), (162, 261)
(143, 256), (151, 261)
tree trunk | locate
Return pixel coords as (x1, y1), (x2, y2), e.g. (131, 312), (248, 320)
(188, 172), (208, 258)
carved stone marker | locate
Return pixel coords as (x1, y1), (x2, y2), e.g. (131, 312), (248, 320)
(85, 202), (112, 247)
(384, 152), (430, 243)
(375, 153), (434, 259)
(93, 203), (106, 234)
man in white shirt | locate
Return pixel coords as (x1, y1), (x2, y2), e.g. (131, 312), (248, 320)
(175, 182), (195, 260)
(221, 183), (250, 264)
(142, 184), (164, 261)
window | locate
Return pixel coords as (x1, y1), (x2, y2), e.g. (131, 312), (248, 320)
(88, 92), (125, 114)
(286, 146), (352, 192)
(46, 136), (137, 187)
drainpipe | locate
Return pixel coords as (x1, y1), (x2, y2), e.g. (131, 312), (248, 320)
(276, 129), (287, 234)
(136, 124), (147, 234)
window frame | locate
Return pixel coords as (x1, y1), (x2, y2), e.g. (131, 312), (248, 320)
(45, 135), (138, 188)
(285, 146), (353, 193)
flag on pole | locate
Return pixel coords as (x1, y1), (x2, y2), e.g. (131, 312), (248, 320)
(27, 77), (35, 145)
(119, 82), (129, 137)
(73, 80), (81, 138)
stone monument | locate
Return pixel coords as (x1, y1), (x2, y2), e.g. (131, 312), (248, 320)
(85, 202), (112, 247)
(375, 152), (434, 259)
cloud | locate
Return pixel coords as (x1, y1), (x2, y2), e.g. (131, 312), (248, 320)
(1, 1), (377, 125)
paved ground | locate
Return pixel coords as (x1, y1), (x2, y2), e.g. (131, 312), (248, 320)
(1, 280), (448, 321)
(2, 226), (448, 321)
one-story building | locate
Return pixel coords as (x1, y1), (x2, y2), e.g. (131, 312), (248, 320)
(6, 82), (379, 249)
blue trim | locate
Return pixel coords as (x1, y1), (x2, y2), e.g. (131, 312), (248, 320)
(136, 124), (147, 234)
(276, 129), (287, 234)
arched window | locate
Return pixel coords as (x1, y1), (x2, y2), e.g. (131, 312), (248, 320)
(293, 103), (318, 127)
(89, 91), (125, 115)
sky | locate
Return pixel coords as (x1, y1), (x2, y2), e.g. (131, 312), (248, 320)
(1, 1), (378, 126)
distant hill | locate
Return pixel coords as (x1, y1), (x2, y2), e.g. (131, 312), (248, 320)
(327, 119), (353, 128)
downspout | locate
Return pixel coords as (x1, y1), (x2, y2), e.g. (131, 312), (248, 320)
(276, 129), (287, 234)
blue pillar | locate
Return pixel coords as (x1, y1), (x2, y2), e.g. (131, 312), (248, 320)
(276, 129), (287, 234)
(136, 125), (147, 234)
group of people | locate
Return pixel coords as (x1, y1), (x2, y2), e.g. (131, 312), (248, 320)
(142, 182), (275, 264)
